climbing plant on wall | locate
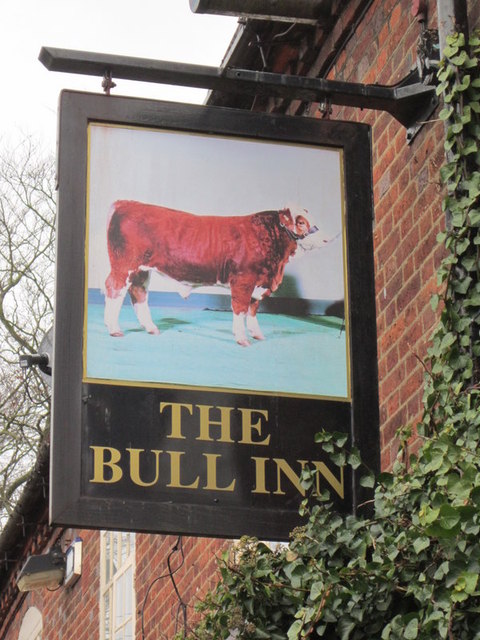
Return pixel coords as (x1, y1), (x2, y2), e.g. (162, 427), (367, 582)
(182, 31), (480, 640)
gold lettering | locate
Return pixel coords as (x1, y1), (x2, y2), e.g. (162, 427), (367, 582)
(127, 448), (163, 487)
(273, 458), (307, 496)
(160, 402), (193, 439)
(251, 457), (270, 494)
(166, 451), (199, 489)
(313, 461), (344, 499)
(197, 405), (234, 442)
(203, 453), (236, 491)
(239, 408), (270, 445)
(90, 446), (123, 484)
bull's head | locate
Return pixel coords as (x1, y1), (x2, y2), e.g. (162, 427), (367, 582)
(279, 207), (330, 252)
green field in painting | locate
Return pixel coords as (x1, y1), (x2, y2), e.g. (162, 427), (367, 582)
(85, 302), (348, 399)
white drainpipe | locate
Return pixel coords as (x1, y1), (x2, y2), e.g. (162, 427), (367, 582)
(436, 0), (468, 53)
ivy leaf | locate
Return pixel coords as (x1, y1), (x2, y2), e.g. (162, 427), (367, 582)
(459, 572), (479, 595)
(433, 561), (449, 580)
(338, 618), (356, 640)
(413, 537), (430, 554)
(461, 106), (472, 122)
(471, 100), (480, 112)
(438, 504), (461, 530)
(457, 75), (471, 91)
(450, 50), (468, 65)
(420, 505), (440, 524)
(454, 276), (472, 294)
(331, 451), (346, 466)
(444, 44), (460, 57)
(471, 486), (480, 505)
(404, 618), (419, 640)
(347, 448), (361, 469)
(461, 139), (478, 156)
(287, 619), (303, 640)
(455, 237), (470, 254)
(310, 581), (324, 602)
(439, 106), (454, 119)
(244, 598), (254, 615)
(461, 255), (477, 271)
(360, 472), (375, 488)
(440, 332), (457, 350)
(333, 432), (349, 447)
(440, 163), (457, 182)
(377, 472), (394, 487)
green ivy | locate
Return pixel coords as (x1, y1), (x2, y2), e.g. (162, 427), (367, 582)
(181, 31), (480, 640)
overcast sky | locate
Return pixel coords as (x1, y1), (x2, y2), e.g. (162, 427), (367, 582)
(1, 1), (237, 151)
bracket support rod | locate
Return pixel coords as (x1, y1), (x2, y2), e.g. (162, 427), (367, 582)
(39, 47), (437, 137)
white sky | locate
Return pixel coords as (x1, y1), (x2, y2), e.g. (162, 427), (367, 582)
(0, 0), (238, 152)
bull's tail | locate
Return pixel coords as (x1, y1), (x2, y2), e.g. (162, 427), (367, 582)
(106, 202), (129, 260)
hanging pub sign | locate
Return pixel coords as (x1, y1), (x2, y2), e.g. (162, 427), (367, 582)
(51, 90), (379, 540)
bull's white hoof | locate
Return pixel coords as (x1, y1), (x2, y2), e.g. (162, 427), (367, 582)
(105, 293), (127, 337)
(134, 301), (159, 335)
(246, 314), (265, 340)
(233, 312), (250, 346)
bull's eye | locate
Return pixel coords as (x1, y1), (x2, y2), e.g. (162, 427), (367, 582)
(296, 220), (308, 232)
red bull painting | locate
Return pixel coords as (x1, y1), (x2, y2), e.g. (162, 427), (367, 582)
(85, 123), (349, 400)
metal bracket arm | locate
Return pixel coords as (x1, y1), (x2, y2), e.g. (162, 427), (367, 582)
(39, 46), (437, 134)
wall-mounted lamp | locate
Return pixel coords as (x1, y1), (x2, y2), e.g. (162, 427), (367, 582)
(17, 546), (66, 592)
(64, 537), (83, 587)
(189, 0), (330, 24)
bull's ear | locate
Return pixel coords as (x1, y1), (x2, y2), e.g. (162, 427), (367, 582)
(279, 208), (294, 229)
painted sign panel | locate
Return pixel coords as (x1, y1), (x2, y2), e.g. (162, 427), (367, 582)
(51, 90), (379, 539)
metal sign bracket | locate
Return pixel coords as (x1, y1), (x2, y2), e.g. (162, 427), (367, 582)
(39, 46), (438, 143)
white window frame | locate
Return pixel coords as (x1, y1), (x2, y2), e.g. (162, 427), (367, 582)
(100, 531), (136, 640)
(18, 606), (42, 640)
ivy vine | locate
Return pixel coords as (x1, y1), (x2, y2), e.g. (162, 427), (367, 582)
(180, 31), (480, 640)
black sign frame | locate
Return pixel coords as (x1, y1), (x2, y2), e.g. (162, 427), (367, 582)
(51, 90), (379, 539)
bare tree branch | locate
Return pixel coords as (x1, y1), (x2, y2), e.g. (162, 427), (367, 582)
(0, 139), (55, 526)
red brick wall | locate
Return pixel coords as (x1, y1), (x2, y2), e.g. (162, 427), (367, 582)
(285, 0), (480, 468)
(332, 0), (447, 468)
(137, 534), (225, 639)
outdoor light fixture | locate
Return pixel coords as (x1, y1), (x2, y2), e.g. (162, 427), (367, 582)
(18, 353), (51, 376)
(64, 537), (83, 588)
(17, 546), (66, 592)
(189, 0), (330, 24)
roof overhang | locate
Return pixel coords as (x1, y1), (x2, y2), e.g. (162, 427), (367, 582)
(189, 0), (332, 24)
